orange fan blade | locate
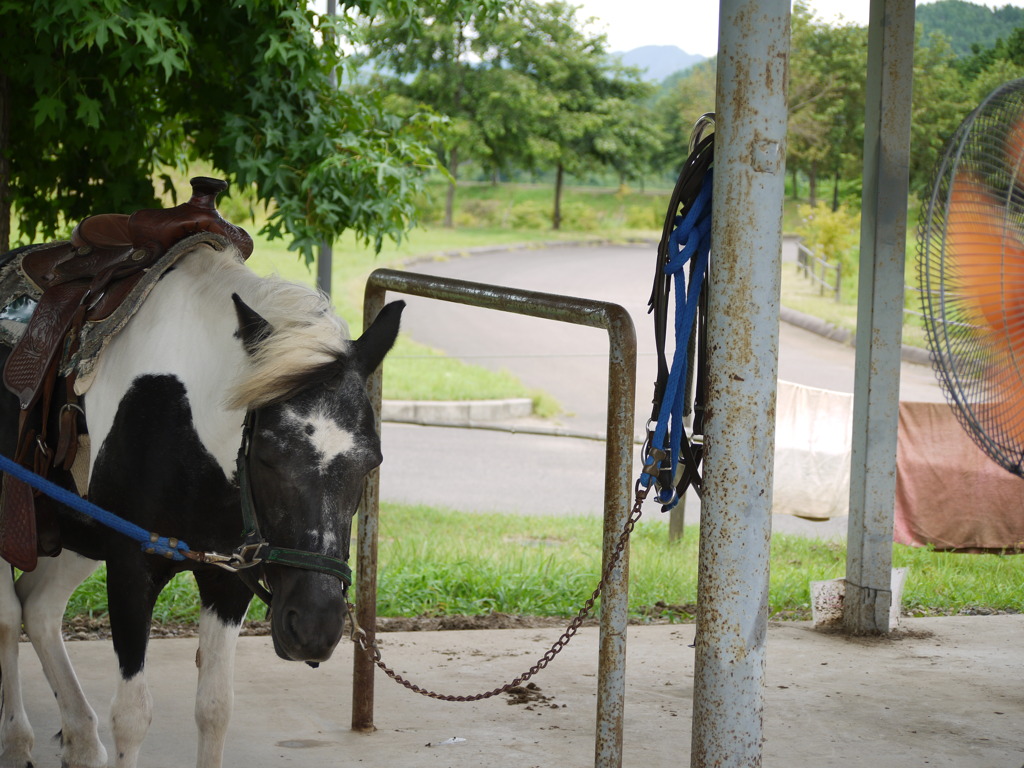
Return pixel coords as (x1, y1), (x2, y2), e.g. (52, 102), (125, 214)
(947, 174), (1024, 343)
(948, 173), (1024, 441)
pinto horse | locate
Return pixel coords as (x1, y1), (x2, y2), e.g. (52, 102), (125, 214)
(0, 236), (403, 768)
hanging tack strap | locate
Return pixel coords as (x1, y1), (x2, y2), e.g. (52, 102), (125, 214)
(641, 114), (715, 511)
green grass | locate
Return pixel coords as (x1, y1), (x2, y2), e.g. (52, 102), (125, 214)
(64, 504), (1024, 625)
(781, 262), (860, 336)
(783, 194), (935, 351)
(783, 259), (933, 351)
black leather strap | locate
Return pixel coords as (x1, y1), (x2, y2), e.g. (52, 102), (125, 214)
(647, 133), (714, 501)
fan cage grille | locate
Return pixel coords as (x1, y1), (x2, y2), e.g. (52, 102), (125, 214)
(918, 78), (1024, 477)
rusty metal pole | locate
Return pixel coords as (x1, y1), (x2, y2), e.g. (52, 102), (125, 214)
(351, 287), (386, 732)
(595, 302), (637, 768)
(690, 0), (790, 765)
(843, 0), (915, 635)
(354, 270), (636, 768)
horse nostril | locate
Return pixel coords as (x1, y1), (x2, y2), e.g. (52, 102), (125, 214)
(284, 607), (301, 641)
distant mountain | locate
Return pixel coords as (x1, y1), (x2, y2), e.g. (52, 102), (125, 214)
(917, 0), (1024, 56)
(614, 45), (706, 82)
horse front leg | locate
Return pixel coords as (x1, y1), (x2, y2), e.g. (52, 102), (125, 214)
(0, 563), (32, 768)
(106, 555), (170, 768)
(193, 569), (252, 768)
(16, 552), (106, 768)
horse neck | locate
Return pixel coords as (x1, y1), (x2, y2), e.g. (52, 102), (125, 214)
(86, 247), (257, 477)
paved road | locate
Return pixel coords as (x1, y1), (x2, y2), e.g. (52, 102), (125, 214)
(396, 243), (941, 437)
(377, 243), (942, 533)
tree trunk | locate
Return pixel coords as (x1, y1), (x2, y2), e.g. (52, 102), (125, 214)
(553, 163), (564, 231)
(444, 146), (459, 229)
(832, 172), (840, 212)
(808, 162), (818, 208)
(0, 69), (10, 253)
(791, 166), (799, 200)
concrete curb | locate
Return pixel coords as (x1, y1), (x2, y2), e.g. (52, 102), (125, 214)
(381, 398), (533, 424)
(402, 237), (658, 268)
(779, 305), (933, 367)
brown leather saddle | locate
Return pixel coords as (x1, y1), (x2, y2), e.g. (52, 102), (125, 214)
(0, 177), (254, 571)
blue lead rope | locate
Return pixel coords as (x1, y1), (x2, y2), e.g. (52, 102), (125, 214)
(641, 169), (713, 509)
(0, 451), (191, 560)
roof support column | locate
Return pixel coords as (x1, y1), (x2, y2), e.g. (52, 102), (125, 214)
(844, 0), (915, 634)
(690, 0), (789, 765)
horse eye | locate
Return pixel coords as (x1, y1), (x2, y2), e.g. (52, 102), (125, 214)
(251, 437), (285, 467)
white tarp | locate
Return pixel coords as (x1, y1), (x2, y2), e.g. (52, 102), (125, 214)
(772, 379), (853, 519)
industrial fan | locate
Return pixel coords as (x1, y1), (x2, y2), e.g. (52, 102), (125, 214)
(918, 78), (1024, 476)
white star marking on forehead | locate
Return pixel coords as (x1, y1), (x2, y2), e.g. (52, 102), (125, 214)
(307, 528), (338, 551)
(284, 406), (357, 473)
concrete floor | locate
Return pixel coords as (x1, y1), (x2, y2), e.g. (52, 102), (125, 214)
(19, 615), (1024, 767)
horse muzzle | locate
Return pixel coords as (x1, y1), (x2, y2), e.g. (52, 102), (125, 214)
(267, 571), (348, 663)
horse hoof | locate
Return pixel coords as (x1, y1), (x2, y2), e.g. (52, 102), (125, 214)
(0, 750), (34, 768)
(59, 746), (108, 768)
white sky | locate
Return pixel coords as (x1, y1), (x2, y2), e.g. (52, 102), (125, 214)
(572, 0), (1024, 57)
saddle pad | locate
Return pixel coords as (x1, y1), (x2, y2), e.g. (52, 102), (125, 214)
(3, 280), (89, 409)
(0, 233), (235, 394)
(0, 246), (47, 350)
(71, 233), (234, 391)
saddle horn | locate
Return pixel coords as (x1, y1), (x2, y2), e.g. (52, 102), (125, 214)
(129, 177), (254, 259)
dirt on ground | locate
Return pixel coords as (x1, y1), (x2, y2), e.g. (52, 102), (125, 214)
(59, 603), (1014, 642)
(60, 607), (698, 642)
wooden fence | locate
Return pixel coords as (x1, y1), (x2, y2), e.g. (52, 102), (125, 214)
(796, 241), (841, 302)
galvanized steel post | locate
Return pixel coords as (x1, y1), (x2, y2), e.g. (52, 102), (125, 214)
(354, 269), (636, 768)
(844, 0), (915, 634)
(690, 0), (789, 765)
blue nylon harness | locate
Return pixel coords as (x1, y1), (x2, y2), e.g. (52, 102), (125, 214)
(0, 448), (192, 559)
(640, 126), (714, 511)
(0, 408), (352, 601)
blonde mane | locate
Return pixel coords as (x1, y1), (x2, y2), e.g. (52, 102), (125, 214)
(188, 245), (352, 410)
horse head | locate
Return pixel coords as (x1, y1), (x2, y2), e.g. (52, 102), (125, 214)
(232, 296), (404, 663)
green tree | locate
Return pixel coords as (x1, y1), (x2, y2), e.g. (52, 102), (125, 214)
(908, 30), (975, 198)
(955, 23), (1024, 91)
(652, 59), (717, 178)
(483, 1), (653, 229)
(356, 7), (509, 227)
(916, 0), (1024, 57)
(0, 0), (499, 260)
(786, 2), (867, 209)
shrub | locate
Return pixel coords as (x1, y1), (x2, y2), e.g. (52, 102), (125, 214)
(509, 200), (550, 230)
(626, 203), (660, 229)
(560, 202), (602, 231)
(796, 201), (861, 275)
(455, 198), (506, 228)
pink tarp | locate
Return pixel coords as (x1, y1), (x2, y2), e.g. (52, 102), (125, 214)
(772, 380), (1024, 550)
(895, 401), (1024, 552)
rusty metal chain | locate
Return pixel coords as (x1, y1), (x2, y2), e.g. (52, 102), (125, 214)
(348, 480), (650, 702)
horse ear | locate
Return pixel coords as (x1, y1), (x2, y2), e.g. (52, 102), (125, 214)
(353, 300), (404, 377)
(232, 293), (272, 355)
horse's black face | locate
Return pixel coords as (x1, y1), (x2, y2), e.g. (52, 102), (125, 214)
(249, 370), (381, 663)
(233, 297), (404, 664)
